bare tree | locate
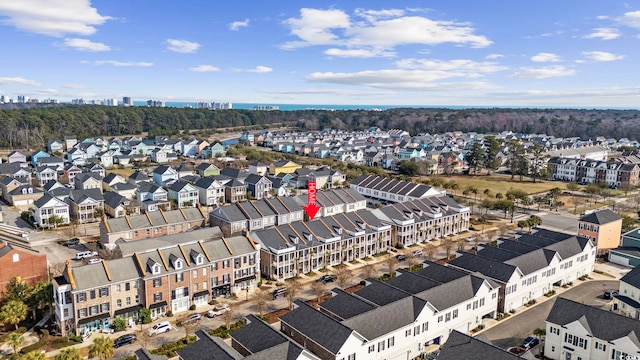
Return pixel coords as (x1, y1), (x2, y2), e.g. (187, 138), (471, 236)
(334, 267), (353, 289)
(360, 263), (376, 279)
(424, 245), (437, 261)
(311, 281), (326, 304)
(405, 253), (420, 270)
(384, 255), (399, 276)
(498, 225), (510, 239)
(253, 290), (271, 318)
(177, 314), (199, 342)
(136, 328), (151, 349)
(441, 237), (455, 260)
(485, 230), (497, 244)
(221, 304), (235, 330)
(49, 262), (67, 278)
(285, 278), (303, 311)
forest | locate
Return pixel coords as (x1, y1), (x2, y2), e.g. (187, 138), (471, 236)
(0, 105), (639, 148)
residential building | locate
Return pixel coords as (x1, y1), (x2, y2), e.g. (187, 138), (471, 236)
(244, 174), (272, 200)
(613, 265), (640, 319)
(448, 228), (596, 312)
(30, 150), (50, 167)
(248, 161), (268, 176)
(7, 151), (27, 164)
(577, 209), (623, 255)
(68, 189), (105, 223)
(224, 179), (247, 203)
(33, 193), (70, 228)
(548, 157), (640, 188)
(0, 242), (48, 296)
(195, 163), (221, 177)
(350, 175), (446, 204)
(168, 181), (199, 208)
(609, 228), (640, 267)
(136, 181), (170, 212)
(193, 177), (225, 206)
(103, 191), (137, 218)
(437, 331), (522, 360)
(269, 160), (302, 175)
(545, 297), (640, 360)
(152, 165), (178, 186)
(74, 172), (103, 192)
(6, 184), (43, 207)
(99, 207), (206, 244)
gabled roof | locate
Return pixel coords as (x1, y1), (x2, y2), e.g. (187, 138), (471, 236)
(579, 209), (622, 224)
(437, 331), (521, 360)
(34, 193), (68, 209)
(176, 330), (242, 360)
(621, 265), (640, 289)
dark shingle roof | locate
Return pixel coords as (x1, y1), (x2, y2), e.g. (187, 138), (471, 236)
(580, 209), (623, 224)
(621, 266), (640, 289)
(176, 330), (242, 360)
(437, 330), (521, 360)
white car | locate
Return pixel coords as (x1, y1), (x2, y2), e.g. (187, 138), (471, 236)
(206, 304), (230, 318)
(87, 258), (102, 264)
(148, 321), (172, 335)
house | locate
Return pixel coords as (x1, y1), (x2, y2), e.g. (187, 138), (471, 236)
(0, 177), (26, 203)
(224, 179), (247, 203)
(37, 156), (65, 169)
(68, 189), (105, 223)
(7, 151), (27, 164)
(35, 166), (59, 186)
(195, 163), (221, 177)
(103, 191), (138, 218)
(269, 160), (302, 175)
(577, 209), (623, 255)
(30, 150), (50, 167)
(44, 180), (72, 201)
(128, 170), (150, 185)
(168, 181), (199, 208)
(74, 172), (102, 192)
(196, 140), (210, 156)
(613, 265), (640, 319)
(99, 151), (116, 168)
(248, 161), (268, 176)
(437, 331), (522, 360)
(609, 228), (640, 267)
(152, 165), (179, 186)
(62, 163), (82, 184)
(220, 167), (249, 182)
(151, 148), (169, 164)
(102, 173), (126, 192)
(181, 139), (199, 157)
(67, 148), (87, 165)
(202, 142), (225, 159)
(136, 182), (169, 210)
(244, 174), (272, 200)
(99, 207), (206, 244)
(544, 297), (640, 360)
(87, 163), (105, 178)
(0, 242), (48, 296)
(350, 174), (446, 203)
(64, 136), (77, 151)
(175, 164), (194, 179)
(0, 164), (31, 183)
(32, 193), (70, 228)
(239, 131), (255, 144)
(448, 228), (595, 313)
(110, 182), (137, 199)
(267, 176), (291, 197)
(6, 184), (43, 207)
(193, 177), (225, 206)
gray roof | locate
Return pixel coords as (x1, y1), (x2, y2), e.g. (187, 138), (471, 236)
(621, 266), (640, 289)
(580, 209), (623, 224)
(437, 330), (521, 360)
(447, 252), (518, 283)
(230, 315), (295, 354)
(354, 279), (411, 306)
(176, 330), (242, 360)
(71, 257), (141, 290)
(134, 348), (168, 360)
(117, 227), (223, 256)
(546, 297), (640, 342)
(320, 288), (377, 320)
(342, 294), (424, 340)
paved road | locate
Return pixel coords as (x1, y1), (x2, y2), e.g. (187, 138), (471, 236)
(537, 212), (579, 233)
(481, 279), (618, 350)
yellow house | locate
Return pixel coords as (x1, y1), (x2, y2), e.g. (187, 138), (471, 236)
(577, 209), (622, 255)
(269, 160), (302, 175)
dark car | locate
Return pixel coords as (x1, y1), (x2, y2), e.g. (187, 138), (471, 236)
(63, 238), (80, 247)
(522, 336), (540, 349)
(604, 289), (618, 299)
(319, 274), (336, 283)
(396, 254), (406, 261)
(114, 334), (137, 348)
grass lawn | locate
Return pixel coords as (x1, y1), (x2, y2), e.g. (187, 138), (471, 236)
(107, 167), (136, 178)
(424, 174), (566, 196)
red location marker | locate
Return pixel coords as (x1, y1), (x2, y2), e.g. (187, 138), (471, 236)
(303, 176), (321, 220)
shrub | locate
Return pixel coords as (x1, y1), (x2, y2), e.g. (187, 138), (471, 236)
(257, 280), (263, 287)
(359, 280), (366, 285)
(207, 319), (247, 339)
(52, 337), (82, 349)
(189, 304), (196, 311)
(208, 300), (218, 306)
(69, 335), (83, 343)
(166, 310), (173, 317)
(141, 308), (152, 324)
(394, 243), (404, 249)
(20, 329), (48, 354)
(112, 317), (127, 332)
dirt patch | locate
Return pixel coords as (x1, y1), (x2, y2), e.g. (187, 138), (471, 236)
(344, 284), (365, 293)
(263, 308), (291, 324)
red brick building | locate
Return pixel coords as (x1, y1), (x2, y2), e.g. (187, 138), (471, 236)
(0, 242), (48, 295)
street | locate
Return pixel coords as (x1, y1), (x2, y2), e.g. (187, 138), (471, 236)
(481, 279), (618, 350)
(537, 211), (579, 233)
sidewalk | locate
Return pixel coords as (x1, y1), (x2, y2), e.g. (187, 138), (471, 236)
(0, 314), (51, 356)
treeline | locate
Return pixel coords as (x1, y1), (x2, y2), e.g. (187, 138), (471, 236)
(2, 105), (640, 148)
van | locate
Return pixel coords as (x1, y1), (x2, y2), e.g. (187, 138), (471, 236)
(148, 321), (172, 335)
(76, 251), (98, 260)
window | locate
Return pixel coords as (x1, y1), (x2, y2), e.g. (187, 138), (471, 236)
(100, 303), (109, 312)
(192, 270), (198, 279)
(453, 310), (458, 319)
(135, 295), (140, 304)
(445, 313), (451, 322)
(438, 315), (443, 323)
(467, 303), (471, 310)
(126, 297), (131, 305)
(125, 282), (131, 291)
(89, 305), (98, 315)
(414, 325), (421, 336)
(405, 329), (411, 337)
(154, 293), (162, 301)
(595, 342), (606, 351)
(368, 345), (375, 353)
(99, 287), (108, 297)
(77, 292), (87, 302)
(422, 322), (428, 332)
(115, 284), (121, 293)
(176, 272), (184, 282)
(63, 308), (69, 318)
(152, 264), (161, 275)
(175, 259), (183, 270)
(377, 341), (385, 352)
(116, 299), (122, 308)
(78, 308), (87, 317)
(90, 290), (96, 299)
(153, 278), (162, 287)
(347, 354), (356, 360)
(387, 337), (394, 348)
(12, 254), (19, 263)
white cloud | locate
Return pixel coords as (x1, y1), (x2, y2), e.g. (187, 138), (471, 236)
(511, 65), (576, 79)
(582, 51), (625, 62)
(583, 27), (620, 40)
(485, 54), (503, 59)
(248, 66), (273, 73)
(229, 18), (249, 31)
(618, 11), (640, 28)
(81, 60), (153, 67)
(188, 65), (219, 72)
(62, 38), (110, 52)
(281, 8), (491, 51)
(261, 88), (394, 97)
(0, 77), (41, 86)
(37, 88), (58, 94)
(62, 83), (85, 89)
(395, 58), (507, 76)
(307, 69), (496, 90)
(530, 52), (562, 62)
(596, 15), (610, 20)
(0, 0), (111, 37)
(324, 48), (395, 58)
(166, 39), (201, 53)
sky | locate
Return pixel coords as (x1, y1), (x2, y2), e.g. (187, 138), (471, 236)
(0, 0), (639, 108)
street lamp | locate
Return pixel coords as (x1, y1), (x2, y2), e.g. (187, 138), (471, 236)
(245, 287), (249, 301)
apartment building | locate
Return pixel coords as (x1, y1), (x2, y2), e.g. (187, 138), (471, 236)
(0, 242), (48, 295)
(250, 209), (392, 280)
(577, 209), (623, 255)
(99, 207), (206, 244)
(52, 236), (260, 336)
(548, 157), (640, 188)
(448, 228), (596, 312)
(350, 174), (446, 203)
(545, 297), (640, 360)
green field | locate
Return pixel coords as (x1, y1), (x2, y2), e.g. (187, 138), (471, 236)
(424, 174), (565, 197)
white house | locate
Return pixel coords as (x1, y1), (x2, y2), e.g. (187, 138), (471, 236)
(193, 177), (225, 206)
(33, 193), (70, 228)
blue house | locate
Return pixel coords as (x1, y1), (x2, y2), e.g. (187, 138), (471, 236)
(31, 151), (50, 167)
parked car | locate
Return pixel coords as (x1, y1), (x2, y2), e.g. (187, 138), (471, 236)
(87, 258), (102, 264)
(206, 304), (230, 318)
(148, 321), (172, 335)
(604, 289), (618, 299)
(178, 313), (201, 325)
(319, 274), (337, 283)
(396, 254), (406, 261)
(63, 238), (80, 247)
(272, 287), (287, 300)
(522, 336), (540, 349)
(75, 251), (98, 260)
(114, 334), (137, 348)
(413, 249), (423, 256)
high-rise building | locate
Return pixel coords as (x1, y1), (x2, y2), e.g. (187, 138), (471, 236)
(122, 96), (133, 106)
(104, 98), (118, 106)
(16, 95), (28, 103)
(0, 95), (7, 103)
(146, 100), (165, 107)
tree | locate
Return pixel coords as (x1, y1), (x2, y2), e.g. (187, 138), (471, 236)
(334, 267), (352, 289)
(221, 304), (236, 330)
(483, 135), (502, 175)
(23, 352), (46, 360)
(528, 143), (549, 183)
(442, 237), (456, 260)
(566, 182), (580, 192)
(88, 335), (115, 360)
(47, 214), (65, 228)
(253, 290), (271, 317)
(311, 281), (326, 304)
(285, 278), (302, 311)
(506, 139), (527, 181)
(397, 160), (419, 177)
(464, 142), (484, 174)
(424, 245), (437, 261)
(136, 328), (152, 349)
(178, 313), (198, 341)
(6, 332), (24, 353)
(0, 300), (28, 330)
(384, 255), (399, 277)
(55, 347), (82, 360)
(27, 281), (52, 320)
(406, 253), (420, 270)
(360, 263), (376, 279)
(622, 215), (636, 233)
(3, 276), (29, 302)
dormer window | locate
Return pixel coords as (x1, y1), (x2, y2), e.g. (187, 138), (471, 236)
(195, 254), (204, 265)
(303, 232), (313, 242)
(288, 235), (299, 244)
(413, 209), (423, 217)
(404, 211), (413, 219)
(356, 221), (366, 230)
(174, 259), (183, 270)
(333, 226), (343, 235)
(152, 263), (161, 275)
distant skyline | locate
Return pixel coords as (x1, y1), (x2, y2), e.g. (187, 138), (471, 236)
(0, 1), (639, 107)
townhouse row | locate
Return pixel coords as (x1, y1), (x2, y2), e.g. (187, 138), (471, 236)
(349, 174), (447, 204)
(52, 232), (260, 336)
(548, 156), (640, 188)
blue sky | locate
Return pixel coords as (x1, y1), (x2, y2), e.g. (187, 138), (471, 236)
(0, 0), (639, 107)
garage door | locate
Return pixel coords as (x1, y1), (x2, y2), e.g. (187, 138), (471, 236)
(13, 199), (31, 206)
(609, 253), (630, 267)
